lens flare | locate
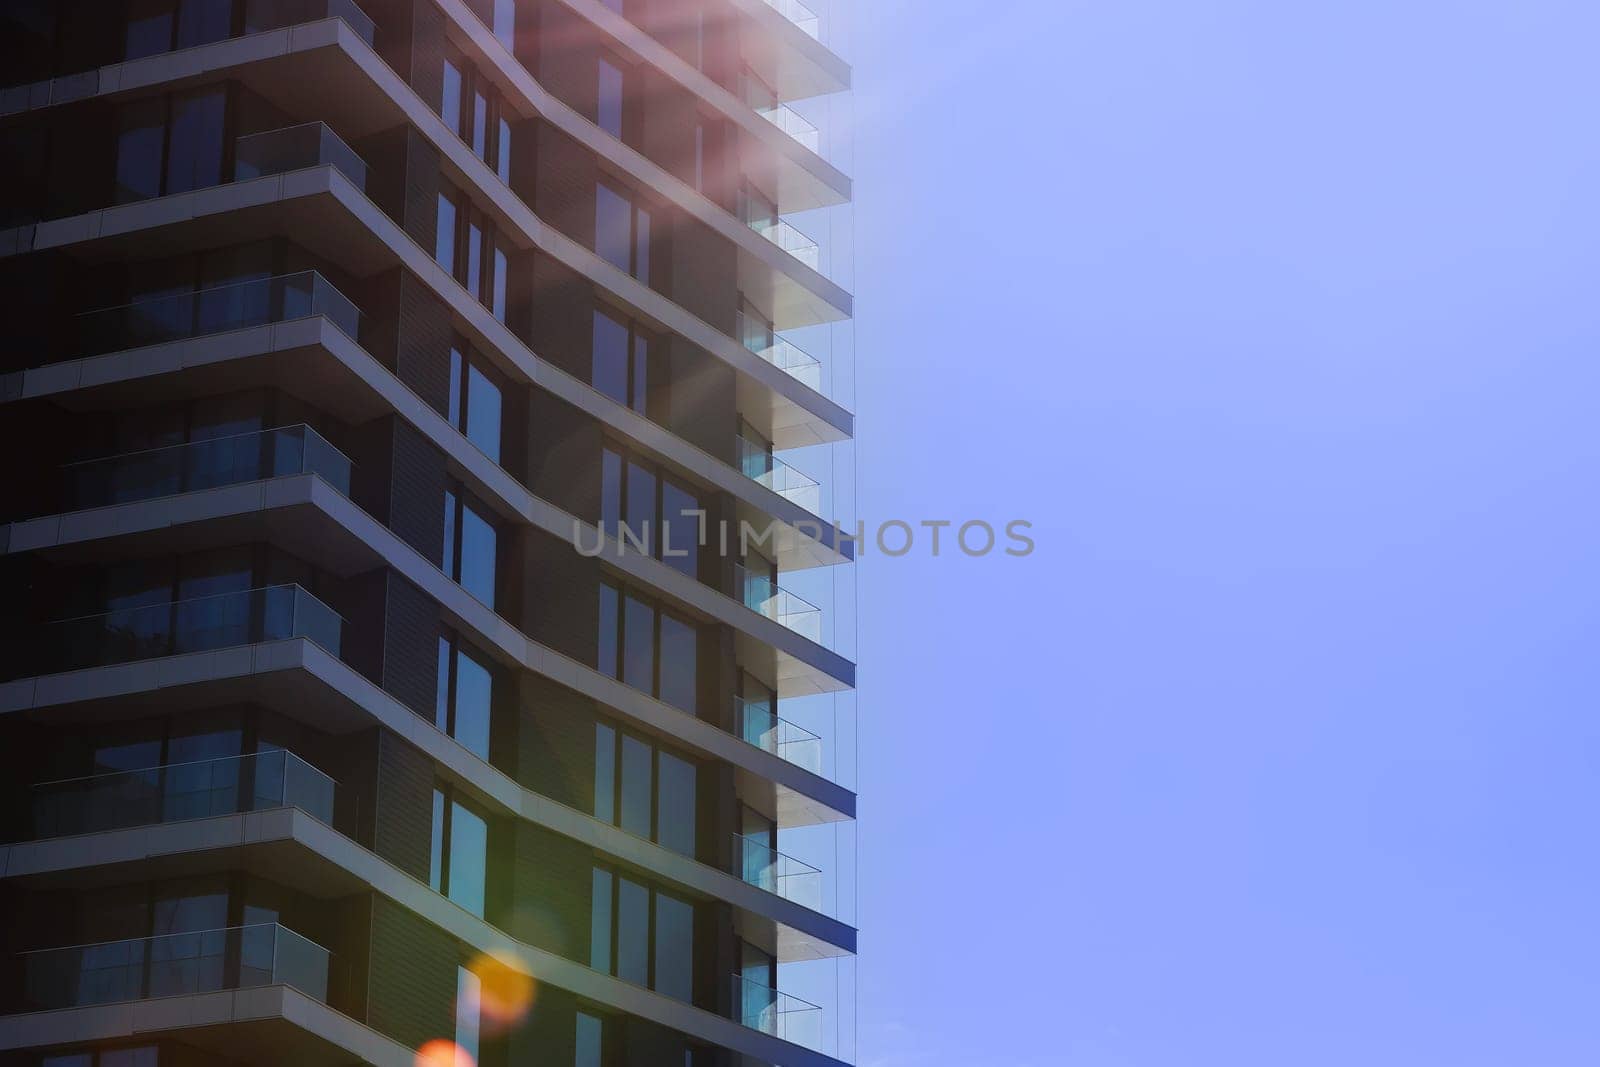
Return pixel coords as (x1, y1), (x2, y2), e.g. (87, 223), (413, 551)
(468, 948), (537, 1032)
(415, 1040), (474, 1067)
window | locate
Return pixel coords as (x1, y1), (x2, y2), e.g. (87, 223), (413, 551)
(444, 487), (498, 608)
(431, 787), (488, 917)
(598, 582), (699, 711)
(597, 58), (625, 139)
(492, 0), (515, 49)
(438, 188), (511, 319)
(456, 965), (482, 1063)
(447, 345), (504, 462)
(595, 182), (650, 284)
(113, 86), (227, 204)
(594, 721), (698, 856)
(600, 446), (701, 578)
(124, 0), (231, 60)
(575, 1012), (605, 1067)
(436, 633), (493, 761)
(591, 309), (654, 413)
(590, 867), (694, 1000)
(439, 53), (513, 183)
(44, 1048), (158, 1067)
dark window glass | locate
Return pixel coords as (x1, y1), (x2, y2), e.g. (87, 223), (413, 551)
(453, 647), (493, 760)
(589, 868), (612, 971)
(598, 59), (624, 139)
(619, 733), (651, 838)
(622, 594), (655, 692)
(595, 183), (632, 274)
(594, 723), (616, 823)
(576, 1012), (604, 1067)
(448, 347), (464, 429)
(442, 58), (463, 137)
(125, 0), (174, 60)
(658, 613), (697, 712)
(435, 637), (453, 734)
(115, 98), (166, 203)
(633, 206), (651, 285)
(465, 217), (484, 297)
(615, 876), (649, 985)
(600, 448), (622, 535)
(433, 791), (488, 917)
(430, 788), (446, 891)
(165, 86), (226, 195)
(653, 892), (694, 1001)
(656, 750), (696, 856)
(435, 192), (457, 272)
(443, 489), (457, 580)
(493, 0), (515, 48)
(630, 332), (649, 414)
(456, 966), (482, 1062)
(496, 117), (512, 183)
(625, 461), (656, 553)
(459, 499), (498, 607)
(492, 245), (508, 322)
(592, 310), (629, 404)
(466, 361), (502, 460)
(176, 0), (232, 49)
(472, 86), (489, 160)
(598, 583), (619, 677)
(661, 480), (699, 578)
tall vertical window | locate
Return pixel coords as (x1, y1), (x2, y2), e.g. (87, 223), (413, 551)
(589, 868), (694, 1000)
(455, 965), (482, 1063)
(591, 310), (654, 413)
(594, 721), (698, 857)
(444, 488), (498, 608)
(600, 447), (701, 578)
(492, 0), (515, 49)
(113, 86), (227, 204)
(435, 191), (459, 272)
(436, 189), (510, 320)
(436, 633), (493, 761)
(431, 788), (489, 917)
(448, 346), (505, 462)
(597, 58), (624, 139)
(124, 0), (232, 60)
(440, 53), (512, 183)
(575, 1012), (605, 1067)
(597, 582), (699, 712)
(595, 182), (650, 284)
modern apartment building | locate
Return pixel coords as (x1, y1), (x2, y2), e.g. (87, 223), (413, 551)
(0, 0), (856, 1064)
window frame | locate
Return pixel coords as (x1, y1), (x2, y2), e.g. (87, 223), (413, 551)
(597, 579), (699, 711)
(589, 864), (695, 1000)
(436, 630), (495, 762)
(444, 483), (499, 608)
(600, 442), (701, 576)
(593, 717), (698, 856)
(431, 784), (490, 917)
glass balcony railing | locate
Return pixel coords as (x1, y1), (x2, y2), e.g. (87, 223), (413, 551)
(734, 972), (823, 1051)
(738, 697), (823, 775)
(61, 424), (353, 512)
(21, 924), (333, 1011)
(737, 565), (823, 643)
(761, 0), (820, 39)
(756, 104), (820, 154)
(31, 749), (340, 841)
(32, 584), (343, 678)
(72, 271), (364, 361)
(737, 436), (821, 515)
(736, 833), (823, 912)
(748, 217), (820, 271)
(235, 121), (369, 190)
(736, 311), (824, 392)
(241, 0), (377, 46)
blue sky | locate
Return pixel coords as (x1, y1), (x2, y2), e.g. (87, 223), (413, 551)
(847, 0), (1600, 1063)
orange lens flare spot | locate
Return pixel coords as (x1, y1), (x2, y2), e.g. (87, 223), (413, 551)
(415, 1040), (475, 1067)
(469, 949), (537, 1029)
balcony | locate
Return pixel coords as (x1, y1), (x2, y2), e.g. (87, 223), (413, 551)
(736, 834), (822, 912)
(738, 566), (823, 643)
(236, 120), (370, 189)
(20, 924), (335, 1011)
(30, 749), (344, 841)
(61, 424), (353, 512)
(70, 268), (364, 365)
(748, 216), (821, 272)
(738, 697), (823, 775)
(737, 311), (824, 393)
(738, 436), (821, 515)
(734, 972), (823, 1051)
(31, 584), (344, 678)
(757, 103), (821, 154)
(761, 0), (821, 39)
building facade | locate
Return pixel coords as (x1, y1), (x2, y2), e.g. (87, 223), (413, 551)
(0, 0), (856, 1064)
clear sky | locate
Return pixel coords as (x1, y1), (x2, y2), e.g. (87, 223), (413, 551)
(848, 0), (1600, 1063)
